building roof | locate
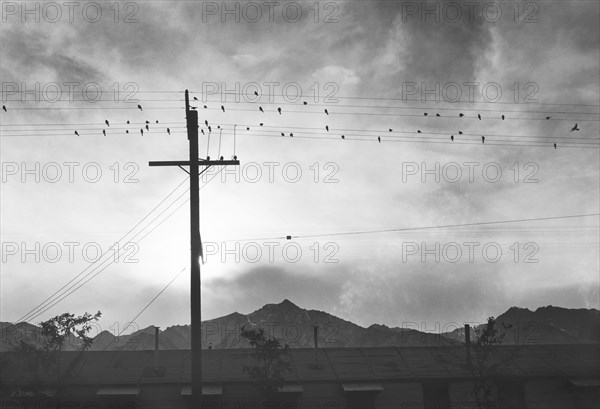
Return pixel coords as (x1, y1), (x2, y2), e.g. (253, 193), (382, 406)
(2, 344), (598, 388)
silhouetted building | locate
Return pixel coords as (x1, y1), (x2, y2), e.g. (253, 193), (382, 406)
(1, 345), (598, 409)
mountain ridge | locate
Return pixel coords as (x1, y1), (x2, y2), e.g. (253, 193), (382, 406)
(1, 300), (597, 351)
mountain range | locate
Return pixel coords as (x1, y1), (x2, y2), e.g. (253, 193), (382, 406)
(1, 300), (598, 352)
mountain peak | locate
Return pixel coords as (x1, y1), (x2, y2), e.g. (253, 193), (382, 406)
(280, 299), (298, 308)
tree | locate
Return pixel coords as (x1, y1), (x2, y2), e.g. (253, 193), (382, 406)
(8, 311), (102, 402)
(240, 325), (292, 398)
(39, 311), (102, 389)
(469, 316), (515, 409)
(40, 311), (102, 353)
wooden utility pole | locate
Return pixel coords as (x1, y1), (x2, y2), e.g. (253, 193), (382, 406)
(150, 90), (239, 408)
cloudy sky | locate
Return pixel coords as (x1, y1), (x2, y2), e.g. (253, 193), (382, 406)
(1, 0), (599, 335)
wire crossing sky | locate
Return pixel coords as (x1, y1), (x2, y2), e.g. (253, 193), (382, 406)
(1, 0), (598, 331)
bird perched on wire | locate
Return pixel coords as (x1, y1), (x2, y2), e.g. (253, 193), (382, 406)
(277, 107), (282, 114)
(105, 119), (110, 126)
(103, 129), (106, 136)
(378, 136), (381, 143)
(140, 129), (144, 135)
(74, 130), (79, 136)
(478, 114), (482, 120)
(481, 136), (485, 143)
(324, 109), (328, 115)
(450, 135), (454, 141)
(259, 107), (264, 113)
(417, 130), (422, 133)
(2, 105), (6, 112)
(501, 115), (505, 120)
(221, 105), (225, 112)
(554, 143), (557, 149)
(167, 128), (170, 135)
(341, 135), (345, 139)
(326, 125), (329, 132)
(459, 113), (464, 117)
(137, 104), (143, 111)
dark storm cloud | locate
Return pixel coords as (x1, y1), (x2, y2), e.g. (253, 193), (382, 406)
(204, 265), (344, 316)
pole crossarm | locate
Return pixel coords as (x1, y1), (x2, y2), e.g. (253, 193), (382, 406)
(149, 160), (240, 167)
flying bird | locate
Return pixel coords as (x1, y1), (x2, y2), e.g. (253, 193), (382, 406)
(324, 109), (328, 115)
(459, 113), (464, 117)
(277, 107), (282, 114)
(570, 123), (580, 132)
(137, 104), (143, 111)
(478, 114), (482, 120)
(259, 107), (264, 113)
(167, 128), (170, 135)
(105, 120), (109, 126)
(450, 135), (454, 141)
(481, 136), (485, 143)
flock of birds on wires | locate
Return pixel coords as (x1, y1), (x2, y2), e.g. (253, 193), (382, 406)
(1, 90), (599, 151)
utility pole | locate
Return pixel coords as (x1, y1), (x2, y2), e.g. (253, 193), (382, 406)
(150, 90), (239, 408)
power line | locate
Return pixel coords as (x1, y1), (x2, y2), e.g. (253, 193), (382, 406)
(219, 214), (600, 243)
(14, 175), (191, 325)
(101, 266), (186, 351)
(16, 168), (226, 325)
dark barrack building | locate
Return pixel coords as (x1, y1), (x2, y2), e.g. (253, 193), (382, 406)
(1, 344), (598, 409)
